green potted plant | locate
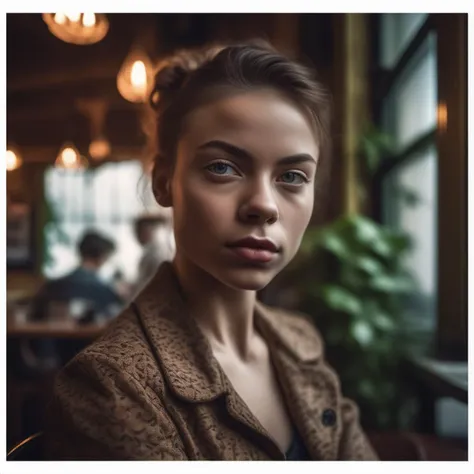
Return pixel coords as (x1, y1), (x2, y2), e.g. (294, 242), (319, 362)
(289, 125), (429, 430)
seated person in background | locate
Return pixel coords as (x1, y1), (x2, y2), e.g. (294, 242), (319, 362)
(132, 214), (176, 297)
(33, 230), (123, 322)
(27, 231), (124, 369)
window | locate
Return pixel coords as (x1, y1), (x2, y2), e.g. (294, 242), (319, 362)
(380, 13), (428, 68)
(375, 14), (467, 358)
(43, 160), (164, 283)
(376, 14), (438, 332)
(374, 14), (467, 441)
(382, 34), (437, 150)
(382, 145), (438, 331)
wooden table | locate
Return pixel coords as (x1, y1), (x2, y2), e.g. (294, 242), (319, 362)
(7, 319), (108, 339)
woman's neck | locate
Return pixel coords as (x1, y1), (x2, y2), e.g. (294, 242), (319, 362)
(172, 254), (258, 360)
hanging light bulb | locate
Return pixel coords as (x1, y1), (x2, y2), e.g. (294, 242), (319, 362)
(76, 98), (112, 162)
(82, 13), (96, 28)
(117, 47), (153, 103)
(89, 136), (111, 161)
(6, 146), (23, 171)
(55, 142), (88, 170)
(131, 61), (147, 88)
(54, 13), (67, 25)
(42, 13), (109, 45)
(65, 12), (81, 23)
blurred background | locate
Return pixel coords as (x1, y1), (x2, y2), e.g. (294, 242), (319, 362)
(6, 13), (467, 460)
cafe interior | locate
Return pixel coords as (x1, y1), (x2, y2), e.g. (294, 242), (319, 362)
(6, 13), (468, 460)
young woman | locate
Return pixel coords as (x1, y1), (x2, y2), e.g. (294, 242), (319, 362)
(44, 41), (378, 461)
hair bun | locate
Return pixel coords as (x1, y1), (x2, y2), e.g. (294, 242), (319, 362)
(154, 63), (189, 92)
(149, 45), (225, 109)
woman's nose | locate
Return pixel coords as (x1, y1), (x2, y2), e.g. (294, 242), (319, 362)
(238, 180), (279, 225)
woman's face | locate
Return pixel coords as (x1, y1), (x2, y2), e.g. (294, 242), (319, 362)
(168, 88), (319, 291)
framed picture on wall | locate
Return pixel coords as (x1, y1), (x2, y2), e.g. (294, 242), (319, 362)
(7, 200), (36, 269)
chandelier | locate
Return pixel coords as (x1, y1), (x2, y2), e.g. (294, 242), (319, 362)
(42, 13), (109, 45)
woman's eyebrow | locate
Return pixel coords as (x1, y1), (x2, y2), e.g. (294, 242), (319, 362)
(196, 140), (317, 165)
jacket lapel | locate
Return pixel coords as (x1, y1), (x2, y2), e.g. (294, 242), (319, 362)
(132, 262), (342, 460)
(132, 262), (226, 402)
(255, 303), (342, 460)
(132, 263), (285, 458)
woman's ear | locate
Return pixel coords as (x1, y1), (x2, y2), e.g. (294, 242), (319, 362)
(152, 161), (173, 208)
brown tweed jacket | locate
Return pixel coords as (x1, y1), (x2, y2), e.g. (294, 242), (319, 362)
(44, 262), (378, 460)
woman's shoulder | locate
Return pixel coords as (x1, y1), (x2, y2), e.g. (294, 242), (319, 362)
(66, 306), (166, 392)
(45, 306), (182, 460)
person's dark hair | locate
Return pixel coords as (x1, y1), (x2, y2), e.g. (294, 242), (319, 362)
(78, 231), (115, 261)
(134, 215), (169, 236)
(145, 40), (332, 218)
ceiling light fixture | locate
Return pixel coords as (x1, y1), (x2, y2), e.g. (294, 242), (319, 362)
(6, 146), (23, 171)
(54, 142), (88, 170)
(117, 46), (153, 103)
(42, 13), (109, 45)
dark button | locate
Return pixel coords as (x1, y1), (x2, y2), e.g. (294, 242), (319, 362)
(322, 409), (337, 427)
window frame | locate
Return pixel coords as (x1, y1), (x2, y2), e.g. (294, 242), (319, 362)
(370, 13), (467, 361)
(42, 160), (158, 282)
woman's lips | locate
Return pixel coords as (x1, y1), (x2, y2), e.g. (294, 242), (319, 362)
(228, 246), (277, 263)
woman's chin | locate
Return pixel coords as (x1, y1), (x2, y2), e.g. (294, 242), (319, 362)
(219, 268), (276, 292)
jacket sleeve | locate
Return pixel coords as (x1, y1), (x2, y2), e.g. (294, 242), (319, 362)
(44, 351), (187, 460)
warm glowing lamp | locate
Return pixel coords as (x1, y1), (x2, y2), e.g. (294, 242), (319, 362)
(82, 13), (96, 28)
(437, 102), (448, 133)
(54, 142), (88, 169)
(42, 13), (109, 45)
(65, 12), (81, 23)
(117, 48), (153, 103)
(53, 13), (67, 25)
(89, 136), (111, 161)
(6, 146), (23, 171)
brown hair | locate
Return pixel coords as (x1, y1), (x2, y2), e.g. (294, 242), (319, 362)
(145, 40), (332, 213)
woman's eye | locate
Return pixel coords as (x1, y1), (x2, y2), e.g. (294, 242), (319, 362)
(278, 171), (307, 185)
(206, 162), (237, 176)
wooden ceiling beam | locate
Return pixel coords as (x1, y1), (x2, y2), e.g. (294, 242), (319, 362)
(7, 60), (122, 92)
(8, 107), (147, 150)
(7, 77), (142, 123)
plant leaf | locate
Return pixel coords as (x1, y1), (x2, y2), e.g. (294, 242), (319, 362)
(353, 255), (384, 275)
(320, 285), (363, 316)
(350, 215), (383, 245)
(369, 274), (415, 293)
(351, 320), (374, 346)
(372, 312), (396, 331)
(319, 232), (351, 259)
